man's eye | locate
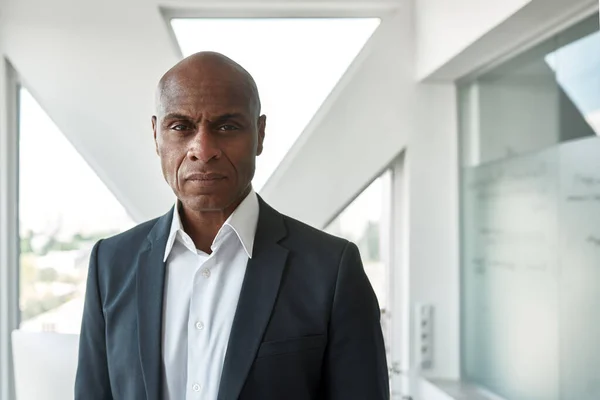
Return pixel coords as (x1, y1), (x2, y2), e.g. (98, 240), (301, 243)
(171, 124), (190, 131)
(218, 125), (238, 131)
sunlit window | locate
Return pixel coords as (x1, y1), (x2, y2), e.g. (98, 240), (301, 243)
(325, 171), (392, 353)
(18, 87), (134, 334)
(545, 29), (600, 134)
(171, 18), (380, 190)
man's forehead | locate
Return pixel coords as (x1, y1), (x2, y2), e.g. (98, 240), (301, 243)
(157, 79), (254, 115)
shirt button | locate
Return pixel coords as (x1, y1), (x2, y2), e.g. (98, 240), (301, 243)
(201, 268), (211, 278)
(195, 321), (204, 330)
(192, 383), (201, 392)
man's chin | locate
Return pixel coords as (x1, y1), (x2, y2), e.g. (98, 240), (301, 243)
(179, 193), (237, 212)
(180, 195), (226, 212)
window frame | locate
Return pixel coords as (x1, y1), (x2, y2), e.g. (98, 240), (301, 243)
(0, 60), (20, 400)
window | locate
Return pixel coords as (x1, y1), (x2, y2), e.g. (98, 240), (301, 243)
(325, 171), (392, 354)
(18, 87), (134, 334)
(170, 18), (380, 190)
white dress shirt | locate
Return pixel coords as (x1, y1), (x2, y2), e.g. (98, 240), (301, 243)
(161, 190), (259, 400)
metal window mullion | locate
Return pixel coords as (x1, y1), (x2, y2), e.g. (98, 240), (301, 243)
(0, 59), (20, 400)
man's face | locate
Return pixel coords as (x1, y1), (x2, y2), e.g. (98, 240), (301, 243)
(152, 72), (265, 213)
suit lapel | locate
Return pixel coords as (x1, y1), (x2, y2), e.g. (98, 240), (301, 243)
(218, 198), (289, 400)
(136, 209), (173, 400)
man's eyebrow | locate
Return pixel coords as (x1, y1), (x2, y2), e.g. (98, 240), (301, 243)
(161, 113), (247, 122)
(162, 113), (193, 121)
(210, 113), (246, 123)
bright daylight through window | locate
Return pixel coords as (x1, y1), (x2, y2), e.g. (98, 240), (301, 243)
(325, 171), (392, 353)
(18, 88), (134, 334)
(171, 18), (380, 190)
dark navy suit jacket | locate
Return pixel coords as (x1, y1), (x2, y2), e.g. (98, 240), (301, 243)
(75, 197), (389, 400)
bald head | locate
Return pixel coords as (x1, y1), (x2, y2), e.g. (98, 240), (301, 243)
(156, 51), (261, 117)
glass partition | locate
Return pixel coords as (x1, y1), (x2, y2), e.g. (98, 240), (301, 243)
(459, 13), (600, 400)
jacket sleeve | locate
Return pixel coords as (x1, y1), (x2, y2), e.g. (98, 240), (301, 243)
(323, 241), (390, 399)
(75, 239), (113, 399)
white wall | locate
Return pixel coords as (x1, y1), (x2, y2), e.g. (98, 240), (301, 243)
(407, 84), (459, 383)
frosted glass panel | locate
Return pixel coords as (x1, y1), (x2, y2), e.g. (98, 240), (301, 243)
(558, 138), (600, 399)
(462, 136), (600, 400)
(462, 148), (560, 400)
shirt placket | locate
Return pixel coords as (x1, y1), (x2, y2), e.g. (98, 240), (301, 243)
(186, 252), (214, 399)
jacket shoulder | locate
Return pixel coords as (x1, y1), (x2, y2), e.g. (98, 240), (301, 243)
(97, 217), (161, 261)
(281, 214), (350, 258)
(105, 217), (159, 244)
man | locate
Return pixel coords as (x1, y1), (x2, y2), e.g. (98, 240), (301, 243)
(75, 52), (389, 400)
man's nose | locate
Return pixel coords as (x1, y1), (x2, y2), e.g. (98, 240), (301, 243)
(187, 128), (221, 163)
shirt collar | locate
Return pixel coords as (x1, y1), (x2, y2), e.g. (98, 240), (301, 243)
(163, 189), (259, 262)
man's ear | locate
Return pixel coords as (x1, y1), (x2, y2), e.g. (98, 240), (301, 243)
(152, 116), (159, 156)
(257, 115), (266, 156)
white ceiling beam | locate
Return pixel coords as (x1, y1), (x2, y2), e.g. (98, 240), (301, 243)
(417, 0), (598, 82)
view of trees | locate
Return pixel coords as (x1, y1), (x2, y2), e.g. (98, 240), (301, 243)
(19, 228), (117, 322)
